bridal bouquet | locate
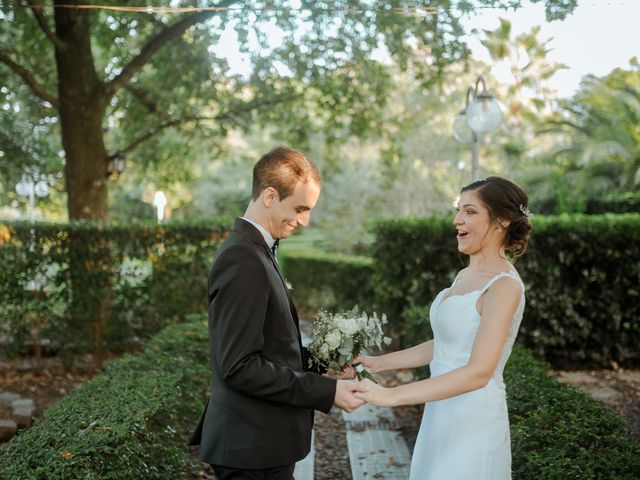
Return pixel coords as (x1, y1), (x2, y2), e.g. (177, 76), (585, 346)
(307, 306), (391, 382)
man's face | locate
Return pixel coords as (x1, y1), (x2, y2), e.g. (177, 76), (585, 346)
(266, 179), (321, 239)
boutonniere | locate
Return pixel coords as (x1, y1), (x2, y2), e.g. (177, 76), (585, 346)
(285, 279), (293, 291)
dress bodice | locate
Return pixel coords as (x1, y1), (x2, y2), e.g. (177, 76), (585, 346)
(428, 271), (525, 382)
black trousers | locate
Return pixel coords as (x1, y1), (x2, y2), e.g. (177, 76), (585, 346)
(210, 463), (295, 480)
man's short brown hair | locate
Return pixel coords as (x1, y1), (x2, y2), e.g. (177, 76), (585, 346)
(252, 146), (322, 201)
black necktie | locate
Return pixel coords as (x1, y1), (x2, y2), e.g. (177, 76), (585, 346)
(271, 239), (279, 255)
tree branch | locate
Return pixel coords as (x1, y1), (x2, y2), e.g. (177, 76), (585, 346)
(112, 92), (302, 157)
(105, 0), (238, 98)
(0, 52), (59, 109)
(112, 115), (229, 158)
(28, 0), (66, 50)
(124, 83), (172, 122)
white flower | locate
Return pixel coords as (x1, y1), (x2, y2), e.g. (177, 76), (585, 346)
(325, 330), (342, 350)
(338, 316), (359, 336)
(308, 306), (389, 372)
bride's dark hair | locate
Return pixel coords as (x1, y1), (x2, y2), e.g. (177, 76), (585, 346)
(461, 177), (531, 258)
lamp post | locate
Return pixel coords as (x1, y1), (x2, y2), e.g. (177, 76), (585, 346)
(453, 76), (503, 180)
(15, 174), (49, 222)
(153, 190), (167, 223)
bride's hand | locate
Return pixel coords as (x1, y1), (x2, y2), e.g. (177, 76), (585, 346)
(353, 379), (395, 407)
(353, 355), (383, 374)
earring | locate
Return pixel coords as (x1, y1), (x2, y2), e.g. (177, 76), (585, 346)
(497, 226), (504, 233)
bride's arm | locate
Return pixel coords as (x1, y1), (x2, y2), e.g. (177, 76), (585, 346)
(355, 339), (434, 373)
(356, 277), (521, 406)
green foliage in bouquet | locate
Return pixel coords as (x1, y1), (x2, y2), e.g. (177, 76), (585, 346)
(307, 306), (391, 382)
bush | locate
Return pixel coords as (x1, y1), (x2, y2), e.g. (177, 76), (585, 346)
(585, 192), (640, 214)
(371, 216), (460, 333)
(506, 348), (640, 479)
(0, 220), (227, 364)
(0, 318), (210, 480)
(279, 249), (375, 313)
(372, 214), (640, 367)
(401, 304), (433, 348)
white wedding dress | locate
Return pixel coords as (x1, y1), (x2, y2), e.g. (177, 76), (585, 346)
(409, 271), (525, 480)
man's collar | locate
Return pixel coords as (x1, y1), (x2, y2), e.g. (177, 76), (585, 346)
(238, 217), (276, 249)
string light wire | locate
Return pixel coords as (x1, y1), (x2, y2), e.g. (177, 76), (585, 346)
(3, 3), (454, 16)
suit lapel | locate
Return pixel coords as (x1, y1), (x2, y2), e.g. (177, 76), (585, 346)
(263, 245), (300, 329)
(233, 218), (301, 331)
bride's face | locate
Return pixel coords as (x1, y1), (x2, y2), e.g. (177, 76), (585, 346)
(453, 190), (501, 255)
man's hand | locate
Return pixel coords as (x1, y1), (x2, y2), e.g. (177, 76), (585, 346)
(333, 380), (369, 413)
(327, 365), (357, 379)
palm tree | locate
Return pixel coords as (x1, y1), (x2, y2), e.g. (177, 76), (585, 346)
(522, 64), (640, 212)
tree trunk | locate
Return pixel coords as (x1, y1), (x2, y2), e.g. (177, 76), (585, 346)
(54, 0), (109, 221)
(53, 3), (111, 370)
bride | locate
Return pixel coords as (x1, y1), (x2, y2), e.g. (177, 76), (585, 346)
(354, 176), (531, 479)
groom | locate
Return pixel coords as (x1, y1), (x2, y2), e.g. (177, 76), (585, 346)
(189, 146), (366, 479)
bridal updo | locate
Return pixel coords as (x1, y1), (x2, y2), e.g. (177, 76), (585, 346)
(461, 177), (532, 258)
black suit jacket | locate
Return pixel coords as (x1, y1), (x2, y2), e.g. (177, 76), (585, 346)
(189, 218), (336, 469)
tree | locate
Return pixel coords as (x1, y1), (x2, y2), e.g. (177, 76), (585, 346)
(0, 0), (576, 221)
(479, 17), (568, 171)
(524, 63), (640, 212)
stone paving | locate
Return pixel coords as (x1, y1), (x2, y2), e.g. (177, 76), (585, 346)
(293, 432), (314, 479)
(0, 391), (35, 442)
(343, 404), (412, 479)
(555, 370), (636, 404)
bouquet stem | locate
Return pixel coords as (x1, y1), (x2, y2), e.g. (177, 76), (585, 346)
(355, 364), (378, 383)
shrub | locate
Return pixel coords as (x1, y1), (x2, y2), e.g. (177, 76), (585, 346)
(401, 303), (433, 348)
(585, 191), (640, 214)
(372, 214), (640, 367)
(279, 249), (375, 313)
(0, 318), (210, 480)
(0, 220), (227, 364)
(506, 348), (640, 479)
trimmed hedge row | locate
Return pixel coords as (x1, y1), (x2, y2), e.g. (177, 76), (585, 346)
(0, 220), (227, 363)
(0, 318), (210, 480)
(2, 320), (637, 479)
(586, 192), (640, 214)
(506, 347), (640, 478)
(372, 214), (640, 367)
(279, 248), (375, 313)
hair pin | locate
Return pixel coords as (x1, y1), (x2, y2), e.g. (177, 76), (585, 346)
(519, 204), (529, 217)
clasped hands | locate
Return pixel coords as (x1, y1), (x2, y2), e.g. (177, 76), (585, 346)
(331, 355), (389, 413)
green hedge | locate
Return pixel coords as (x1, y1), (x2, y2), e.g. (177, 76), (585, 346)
(373, 214), (640, 367)
(2, 320), (636, 479)
(0, 318), (210, 480)
(586, 192), (640, 214)
(279, 249), (375, 313)
(506, 348), (640, 479)
(0, 220), (227, 364)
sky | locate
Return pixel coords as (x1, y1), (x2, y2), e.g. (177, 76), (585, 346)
(463, 0), (640, 98)
(214, 0), (640, 99)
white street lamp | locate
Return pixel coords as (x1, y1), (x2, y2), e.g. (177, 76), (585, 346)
(15, 174), (49, 222)
(453, 76), (503, 180)
(153, 190), (167, 223)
